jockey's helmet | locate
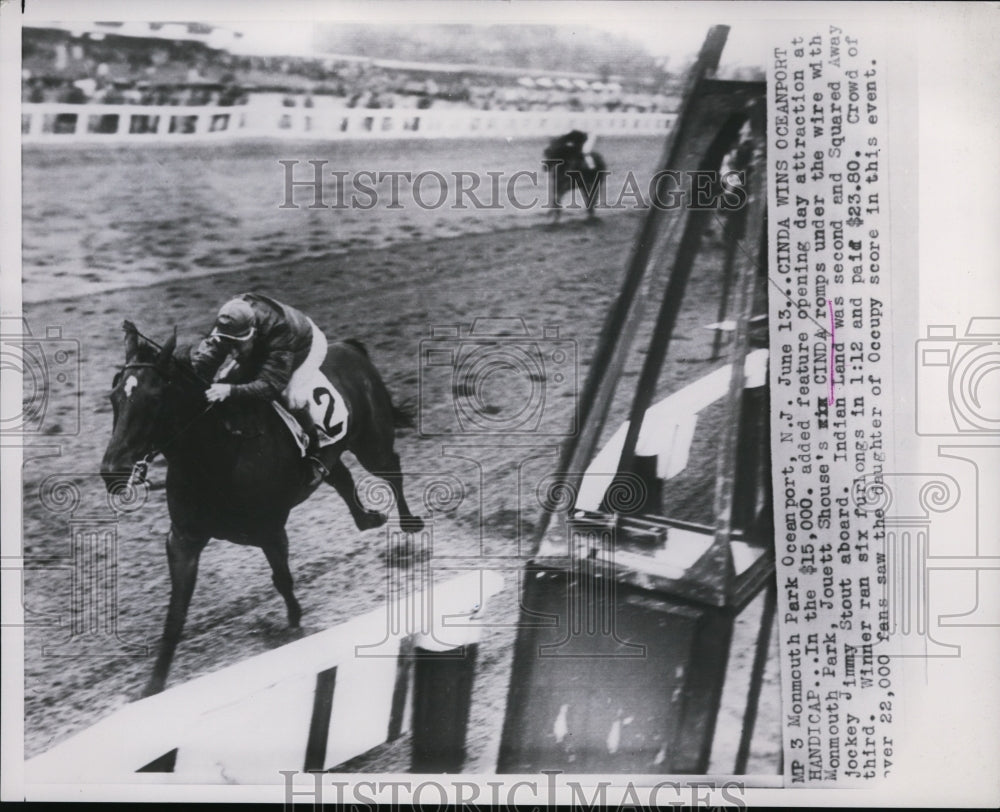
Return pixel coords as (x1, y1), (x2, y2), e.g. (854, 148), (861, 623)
(211, 298), (256, 342)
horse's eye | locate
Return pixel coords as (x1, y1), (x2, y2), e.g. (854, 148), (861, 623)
(112, 371), (123, 389)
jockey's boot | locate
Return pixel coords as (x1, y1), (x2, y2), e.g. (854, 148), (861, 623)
(295, 408), (330, 488)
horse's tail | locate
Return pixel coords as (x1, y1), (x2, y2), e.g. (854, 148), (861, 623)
(391, 397), (417, 430)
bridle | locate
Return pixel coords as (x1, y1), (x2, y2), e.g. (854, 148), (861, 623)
(116, 334), (214, 487)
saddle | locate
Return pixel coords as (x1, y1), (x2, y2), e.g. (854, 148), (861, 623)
(270, 402), (310, 455)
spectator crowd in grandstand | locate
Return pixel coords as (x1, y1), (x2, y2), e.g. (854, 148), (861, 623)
(22, 23), (679, 113)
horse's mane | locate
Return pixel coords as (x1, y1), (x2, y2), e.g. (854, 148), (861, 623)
(125, 326), (208, 390)
(165, 346), (215, 393)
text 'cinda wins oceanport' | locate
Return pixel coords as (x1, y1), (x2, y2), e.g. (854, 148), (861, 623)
(768, 25), (896, 785)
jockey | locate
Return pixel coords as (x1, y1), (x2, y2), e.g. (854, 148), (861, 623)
(191, 293), (331, 487)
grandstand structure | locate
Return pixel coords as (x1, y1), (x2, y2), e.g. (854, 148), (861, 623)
(21, 21), (681, 138)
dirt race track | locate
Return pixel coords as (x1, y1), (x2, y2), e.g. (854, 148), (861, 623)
(20, 135), (781, 775)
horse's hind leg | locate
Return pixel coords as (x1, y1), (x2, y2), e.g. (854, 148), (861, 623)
(355, 447), (425, 533)
(546, 176), (563, 225)
(144, 528), (207, 697)
(549, 197), (563, 225)
(261, 529), (302, 628)
(326, 458), (389, 531)
(583, 174), (603, 222)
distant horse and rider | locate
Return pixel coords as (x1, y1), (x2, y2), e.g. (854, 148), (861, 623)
(100, 294), (424, 695)
(542, 129), (608, 224)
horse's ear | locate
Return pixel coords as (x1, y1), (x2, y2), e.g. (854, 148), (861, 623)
(158, 327), (177, 367)
(123, 321), (139, 359)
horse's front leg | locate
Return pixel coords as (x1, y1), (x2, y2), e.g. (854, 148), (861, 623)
(260, 528), (302, 628)
(583, 171), (603, 222)
(547, 173), (563, 225)
(143, 527), (207, 697)
(585, 180), (599, 221)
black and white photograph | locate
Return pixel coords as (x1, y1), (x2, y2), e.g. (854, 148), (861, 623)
(2, 1), (998, 807)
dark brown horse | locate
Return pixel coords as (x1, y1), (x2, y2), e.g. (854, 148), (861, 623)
(100, 321), (423, 696)
(543, 136), (608, 224)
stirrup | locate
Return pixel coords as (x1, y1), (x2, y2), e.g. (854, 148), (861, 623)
(306, 455), (329, 487)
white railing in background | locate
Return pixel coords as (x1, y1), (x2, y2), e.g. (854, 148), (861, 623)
(22, 100), (675, 144)
(21, 103), (250, 141)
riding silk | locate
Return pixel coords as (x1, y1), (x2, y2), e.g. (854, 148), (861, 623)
(192, 293), (348, 446)
(195, 293), (316, 402)
(229, 319), (347, 448)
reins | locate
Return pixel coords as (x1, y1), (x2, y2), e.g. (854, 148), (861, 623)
(119, 327), (216, 486)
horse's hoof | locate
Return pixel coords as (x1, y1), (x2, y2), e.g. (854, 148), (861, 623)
(140, 681), (164, 699)
(399, 516), (425, 533)
(356, 510), (389, 531)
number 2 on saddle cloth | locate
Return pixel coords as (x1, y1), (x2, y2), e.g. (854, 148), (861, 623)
(215, 353), (348, 448)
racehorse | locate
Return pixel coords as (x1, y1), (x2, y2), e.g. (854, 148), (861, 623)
(100, 321), (424, 696)
(543, 141), (608, 224)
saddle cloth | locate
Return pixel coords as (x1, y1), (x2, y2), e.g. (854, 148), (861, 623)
(270, 370), (348, 454)
(294, 367), (348, 449)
